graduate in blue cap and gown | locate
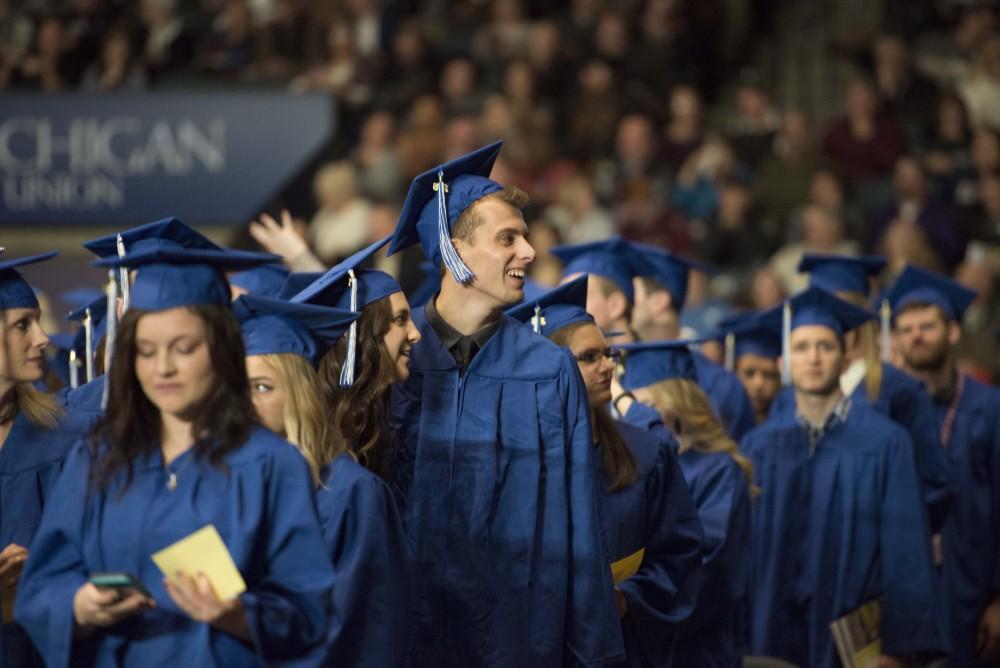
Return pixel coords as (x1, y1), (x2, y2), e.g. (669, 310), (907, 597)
(507, 276), (705, 668)
(713, 312), (783, 425)
(61, 217), (276, 430)
(0, 251), (79, 668)
(767, 253), (955, 531)
(742, 286), (946, 668)
(552, 238), (757, 442)
(288, 237), (421, 668)
(14, 243), (333, 668)
(385, 142), (624, 666)
(613, 338), (753, 668)
(888, 265), (1000, 667)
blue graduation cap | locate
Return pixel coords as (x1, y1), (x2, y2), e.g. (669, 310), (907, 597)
(277, 272), (323, 301)
(83, 217), (222, 257)
(629, 241), (715, 311)
(387, 141), (505, 283)
(93, 246), (279, 311)
(798, 253), (886, 296)
(549, 236), (642, 304)
(62, 287), (104, 309)
(710, 311), (782, 371)
(234, 295), (359, 366)
(292, 237), (402, 387)
(0, 251), (59, 310)
(229, 264), (290, 298)
(615, 339), (700, 390)
(757, 286), (874, 384)
(505, 274), (593, 338)
(66, 295), (109, 384)
(884, 265), (977, 322)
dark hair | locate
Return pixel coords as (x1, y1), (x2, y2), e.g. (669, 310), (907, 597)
(549, 321), (637, 492)
(89, 305), (256, 492)
(318, 295), (399, 479)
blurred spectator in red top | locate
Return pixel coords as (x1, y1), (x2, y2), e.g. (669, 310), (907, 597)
(822, 78), (906, 187)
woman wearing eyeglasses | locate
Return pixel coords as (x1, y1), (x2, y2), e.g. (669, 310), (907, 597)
(507, 276), (704, 668)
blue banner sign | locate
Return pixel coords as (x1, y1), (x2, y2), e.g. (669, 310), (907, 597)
(0, 93), (334, 225)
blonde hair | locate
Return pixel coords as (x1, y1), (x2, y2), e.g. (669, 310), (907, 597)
(0, 383), (63, 429)
(260, 353), (341, 486)
(837, 290), (883, 402)
(643, 378), (757, 494)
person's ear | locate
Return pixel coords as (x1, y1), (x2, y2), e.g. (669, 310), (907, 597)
(650, 290), (669, 315)
(946, 320), (961, 346)
(607, 291), (628, 322)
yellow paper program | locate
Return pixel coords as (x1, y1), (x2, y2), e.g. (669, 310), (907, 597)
(151, 524), (247, 601)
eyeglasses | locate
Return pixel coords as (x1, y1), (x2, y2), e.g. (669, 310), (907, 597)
(574, 348), (622, 365)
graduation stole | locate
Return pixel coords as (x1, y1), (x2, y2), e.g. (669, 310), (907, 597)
(939, 373), (966, 449)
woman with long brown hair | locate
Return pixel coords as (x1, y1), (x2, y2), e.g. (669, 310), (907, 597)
(506, 276), (704, 668)
(0, 251), (74, 668)
(291, 237), (421, 668)
(15, 247), (335, 667)
(616, 338), (754, 668)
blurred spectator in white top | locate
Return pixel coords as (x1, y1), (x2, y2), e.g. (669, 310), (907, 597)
(959, 36), (1000, 132)
(768, 204), (859, 294)
(308, 161), (372, 265)
(354, 111), (403, 201)
(543, 173), (614, 245)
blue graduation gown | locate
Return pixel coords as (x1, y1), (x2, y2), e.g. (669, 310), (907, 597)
(390, 309), (624, 667)
(14, 427), (334, 668)
(310, 454), (411, 668)
(55, 376), (106, 436)
(932, 376), (1000, 667)
(596, 421), (703, 667)
(743, 404), (945, 667)
(0, 411), (77, 668)
(673, 447), (752, 668)
(691, 353), (756, 442)
(769, 362), (954, 531)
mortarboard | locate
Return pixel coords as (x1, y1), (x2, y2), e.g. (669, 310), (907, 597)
(62, 287), (104, 309)
(884, 265), (977, 322)
(615, 339), (700, 390)
(549, 236), (642, 304)
(277, 272), (323, 301)
(505, 274), (593, 338)
(229, 264), (290, 299)
(756, 286), (874, 384)
(0, 251), (59, 310)
(710, 311), (782, 371)
(629, 241), (715, 311)
(67, 295), (109, 384)
(388, 141), (505, 282)
(292, 237), (402, 386)
(798, 253), (886, 296)
(234, 295), (359, 366)
(93, 246), (279, 311)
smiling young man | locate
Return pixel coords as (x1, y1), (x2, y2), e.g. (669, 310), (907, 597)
(741, 287), (945, 668)
(887, 265), (1000, 667)
(387, 142), (624, 667)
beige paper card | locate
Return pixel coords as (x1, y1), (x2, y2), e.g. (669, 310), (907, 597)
(151, 524), (247, 601)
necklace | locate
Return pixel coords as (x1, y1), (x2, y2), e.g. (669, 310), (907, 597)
(165, 451), (195, 492)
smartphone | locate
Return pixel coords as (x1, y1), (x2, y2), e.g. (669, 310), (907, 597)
(88, 572), (152, 599)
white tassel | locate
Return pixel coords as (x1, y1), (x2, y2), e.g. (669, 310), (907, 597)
(338, 270), (359, 387)
(83, 308), (94, 383)
(880, 299), (891, 362)
(781, 301), (792, 386)
(435, 171), (475, 284)
(724, 332), (735, 373)
(101, 270), (118, 410)
(68, 349), (79, 389)
(116, 234), (130, 313)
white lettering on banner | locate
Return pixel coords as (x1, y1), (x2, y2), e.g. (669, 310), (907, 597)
(0, 116), (226, 210)
(3, 174), (124, 210)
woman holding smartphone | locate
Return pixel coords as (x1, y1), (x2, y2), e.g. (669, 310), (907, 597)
(15, 245), (335, 667)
